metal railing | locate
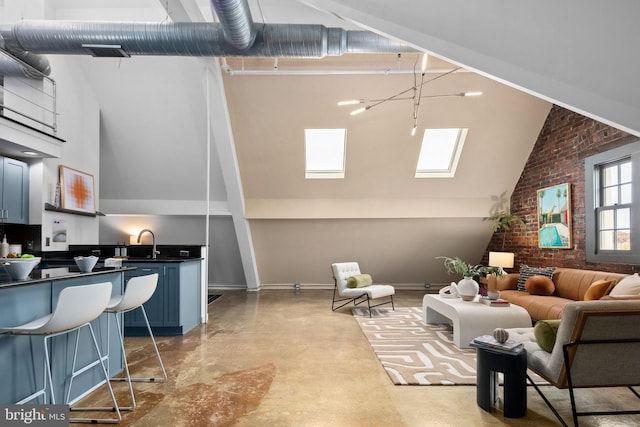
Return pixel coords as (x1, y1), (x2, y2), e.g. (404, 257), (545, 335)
(0, 57), (57, 136)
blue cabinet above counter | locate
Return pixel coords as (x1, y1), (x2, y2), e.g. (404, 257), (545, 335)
(0, 156), (29, 224)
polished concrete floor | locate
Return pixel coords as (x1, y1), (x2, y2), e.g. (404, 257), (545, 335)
(78, 290), (640, 426)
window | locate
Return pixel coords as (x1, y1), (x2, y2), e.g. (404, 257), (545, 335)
(415, 128), (468, 178)
(304, 128), (346, 179)
(585, 141), (640, 263)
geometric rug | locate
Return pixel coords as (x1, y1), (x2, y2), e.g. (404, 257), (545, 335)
(352, 306), (479, 385)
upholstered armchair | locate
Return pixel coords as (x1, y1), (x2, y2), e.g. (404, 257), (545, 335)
(506, 299), (640, 426)
(331, 262), (395, 317)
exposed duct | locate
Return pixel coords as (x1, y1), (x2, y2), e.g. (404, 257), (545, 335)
(210, 0), (257, 51)
(0, 31), (51, 77)
(0, 0), (411, 79)
(0, 20), (410, 59)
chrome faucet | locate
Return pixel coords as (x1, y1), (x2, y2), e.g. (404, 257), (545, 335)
(137, 229), (159, 259)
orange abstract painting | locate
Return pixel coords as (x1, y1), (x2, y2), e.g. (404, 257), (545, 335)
(60, 166), (95, 214)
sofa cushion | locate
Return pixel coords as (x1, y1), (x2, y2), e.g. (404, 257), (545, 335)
(609, 273), (640, 296)
(525, 275), (555, 296)
(517, 265), (556, 291)
(346, 274), (373, 288)
(499, 290), (572, 320)
(583, 279), (616, 301)
(533, 319), (562, 352)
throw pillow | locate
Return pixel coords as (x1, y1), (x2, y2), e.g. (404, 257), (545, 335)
(517, 264), (556, 291)
(609, 273), (640, 296)
(583, 279), (616, 301)
(533, 319), (562, 352)
(525, 275), (555, 296)
(346, 273), (373, 288)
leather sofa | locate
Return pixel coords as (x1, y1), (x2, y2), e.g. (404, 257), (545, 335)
(488, 267), (629, 320)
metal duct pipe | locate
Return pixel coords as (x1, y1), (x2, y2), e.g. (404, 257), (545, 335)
(210, 0), (256, 50)
(0, 30), (51, 76)
(0, 20), (411, 58)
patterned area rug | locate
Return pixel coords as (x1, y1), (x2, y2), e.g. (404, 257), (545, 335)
(352, 306), (478, 385)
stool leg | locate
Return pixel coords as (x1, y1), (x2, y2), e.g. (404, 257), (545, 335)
(68, 323), (122, 424)
(103, 312), (136, 411)
(16, 336), (52, 405)
(112, 305), (167, 383)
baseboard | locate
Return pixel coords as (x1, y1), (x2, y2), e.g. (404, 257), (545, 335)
(260, 283), (448, 291)
(209, 283), (449, 292)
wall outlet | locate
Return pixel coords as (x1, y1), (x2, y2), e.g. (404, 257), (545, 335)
(294, 283), (301, 290)
(424, 283), (431, 289)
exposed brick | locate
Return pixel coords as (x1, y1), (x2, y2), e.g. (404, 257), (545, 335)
(484, 105), (637, 274)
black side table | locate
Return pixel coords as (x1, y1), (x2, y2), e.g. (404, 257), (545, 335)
(476, 346), (527, 418)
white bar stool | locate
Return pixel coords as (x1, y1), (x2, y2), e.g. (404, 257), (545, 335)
(103, 273), (167, 406)
(0, 282), (121, 423)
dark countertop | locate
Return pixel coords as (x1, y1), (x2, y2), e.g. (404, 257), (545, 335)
(0, 266), (136, 289)
(41, 257), (203, 264)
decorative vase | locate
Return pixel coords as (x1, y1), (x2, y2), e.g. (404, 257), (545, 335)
(457, 276), (479, 301)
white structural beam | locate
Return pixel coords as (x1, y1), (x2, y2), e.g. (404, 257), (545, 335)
(206, 63), (261, 290)
(302, 0), (640, 136)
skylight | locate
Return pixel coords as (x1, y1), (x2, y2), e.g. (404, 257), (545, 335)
(305, 128), (346, 179)
(415, 128), (468, 178)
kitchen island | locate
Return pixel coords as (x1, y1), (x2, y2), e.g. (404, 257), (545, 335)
(0, 266), (134, 405)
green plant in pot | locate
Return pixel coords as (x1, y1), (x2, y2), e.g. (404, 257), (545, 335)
(437, 256), (490, 301)
(485, 211), (526, 250)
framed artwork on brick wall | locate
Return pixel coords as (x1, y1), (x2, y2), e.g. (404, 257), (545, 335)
(537, 182), (572, 249)
(60, 165), (96, 214)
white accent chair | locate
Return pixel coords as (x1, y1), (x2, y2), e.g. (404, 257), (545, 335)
(0, 282), (122, 423)
(331, 262), (395, 317)
(506, 299), (640, 426)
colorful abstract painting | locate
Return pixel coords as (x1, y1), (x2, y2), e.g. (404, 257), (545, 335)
(537, 182), (572, 248)
(60, 166), (95, 214)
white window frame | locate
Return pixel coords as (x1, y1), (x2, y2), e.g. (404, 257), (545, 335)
(585, 140), (640, 264)
(304, 128), (346, 179)
(415, 128), (468, 178)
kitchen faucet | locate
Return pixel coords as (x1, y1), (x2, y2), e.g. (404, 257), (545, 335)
(137, 229), (159, 259)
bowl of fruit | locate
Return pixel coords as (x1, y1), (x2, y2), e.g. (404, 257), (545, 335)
(1, 254), (41, 281)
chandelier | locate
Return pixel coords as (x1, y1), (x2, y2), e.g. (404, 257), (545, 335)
(337, 54), (482, 135)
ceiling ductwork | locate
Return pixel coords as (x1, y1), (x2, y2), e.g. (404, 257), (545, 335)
(0, 0), (411, 79)
(1, 21), (409, 58)
(210, 0), (257, 51)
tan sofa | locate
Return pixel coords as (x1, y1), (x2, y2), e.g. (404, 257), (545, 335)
(489, 267), (629, 320)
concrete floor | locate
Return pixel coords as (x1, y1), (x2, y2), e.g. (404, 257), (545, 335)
(77, 290), (640, 426)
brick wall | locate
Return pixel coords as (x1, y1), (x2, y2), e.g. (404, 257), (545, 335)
(484, 105), (638, 274)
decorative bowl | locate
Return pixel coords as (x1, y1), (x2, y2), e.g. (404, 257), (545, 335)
(74, 256), (98, 273)
(1, 257), (41, 280)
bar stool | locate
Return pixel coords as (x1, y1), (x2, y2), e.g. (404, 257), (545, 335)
(103, 273), (166, 404)
(0, 282), (121, 423)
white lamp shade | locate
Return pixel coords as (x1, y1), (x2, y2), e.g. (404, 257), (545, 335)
(488, 251), (515, 268)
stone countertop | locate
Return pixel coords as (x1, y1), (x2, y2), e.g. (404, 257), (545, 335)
(0, 266), (136, 289)
(41, 256), (203, 264)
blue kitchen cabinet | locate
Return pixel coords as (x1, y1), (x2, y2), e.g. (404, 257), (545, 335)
(0, 156), (29, 224)
(123, 260), (200, 336)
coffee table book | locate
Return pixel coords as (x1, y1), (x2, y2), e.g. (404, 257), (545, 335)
(470, 335), (524, 354)
(479, 297), (511, 307)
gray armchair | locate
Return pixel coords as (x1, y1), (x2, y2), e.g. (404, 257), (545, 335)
(507, 299), (640, 426)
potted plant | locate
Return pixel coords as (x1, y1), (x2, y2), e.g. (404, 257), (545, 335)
(437, 256), (494, 301)
(437, 256), (486, 278)
(485, 211), (526, 250)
